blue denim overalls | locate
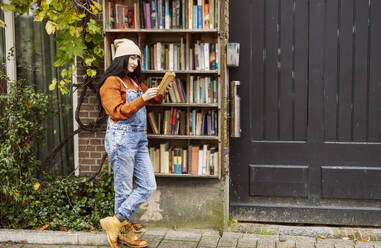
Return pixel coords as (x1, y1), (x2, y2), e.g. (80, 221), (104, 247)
(104, 76), (157, 222)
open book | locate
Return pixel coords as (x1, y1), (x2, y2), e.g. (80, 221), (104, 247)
(158, 72), (176, 95)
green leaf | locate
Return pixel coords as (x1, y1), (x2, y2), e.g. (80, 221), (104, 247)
(60, 69), (67, 78)
(84, 57), (96, 66)
(86, 69), (97, 78)
(86, 19), (102, 35)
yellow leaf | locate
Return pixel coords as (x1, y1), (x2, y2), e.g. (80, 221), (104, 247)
(92, 1), (103, 11)
(45, 21), (57, 35)
(33, 182), (40, 191)
(86, 69), (97, 78)
(49, 78), (57, 91)
(36, 222), (50, 230)
(0, 20), (5, 28)
(24, 100), (33, 109)
(1, 4), (15, 12)
(14, 192), (20, 196)
(34, 12), (45, 22)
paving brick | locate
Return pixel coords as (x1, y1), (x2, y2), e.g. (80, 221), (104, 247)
(142, 236), (162, 248)
(277, 238), (296, 248)
(355, 241), (379, 248)
(217, 232), (241, 247)
(315, 239), (335, 248)
(165, 230), (201, 242)
(236, 233), (261, 248)
(142, 229), (169, 238)
(257, 237), (276, 248)
(294, 236), (316, 248)
(157, 240), (198, 248)
(198, 235), (220, 247)
(333, 239), (356, 248)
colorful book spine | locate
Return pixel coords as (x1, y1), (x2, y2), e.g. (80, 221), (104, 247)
(165, 0), (171, 29)
(145, 2), (152, 29)
(192, 5), (198, 29)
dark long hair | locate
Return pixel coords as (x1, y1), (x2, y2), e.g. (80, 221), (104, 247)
(97, 55), (142, 116)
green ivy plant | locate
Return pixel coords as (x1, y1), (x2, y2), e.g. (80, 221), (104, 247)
(0, 0), (103, 95)
(0, 70), (114, 230)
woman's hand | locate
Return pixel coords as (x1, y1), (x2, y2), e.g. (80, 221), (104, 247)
(164, 81), (173, 95)
(142, 87), (159, 101)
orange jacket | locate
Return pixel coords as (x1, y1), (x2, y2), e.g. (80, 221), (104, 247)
(100, 76), (163, 123)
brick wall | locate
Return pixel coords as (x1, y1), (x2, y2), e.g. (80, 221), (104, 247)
(76, 59), (107, 176)
(75, 1), (108, 176)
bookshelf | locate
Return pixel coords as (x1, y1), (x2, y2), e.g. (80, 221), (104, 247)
(102, 0), (225, 179)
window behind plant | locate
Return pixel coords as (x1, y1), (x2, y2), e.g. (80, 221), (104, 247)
(15, 12), (74, 176)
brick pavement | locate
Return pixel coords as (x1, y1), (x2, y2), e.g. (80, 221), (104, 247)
(1, 228), (381, 248)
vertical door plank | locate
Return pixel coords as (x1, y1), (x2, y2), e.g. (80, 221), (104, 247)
(279, 0), (294, 140)
(323, 0), (339, 141)
(352, 0), (370, 142)
(337, 0), (354, 142)
(264, 0), (280, 140)
(252, 0), (265, 140)
(294, 0), (308, 141)
(368, 0), (381, 142)
(308, 0), (325, 202)
(308, 0), (325, 143)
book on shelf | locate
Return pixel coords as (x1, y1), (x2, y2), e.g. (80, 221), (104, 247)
(107, 2), (116, 29)
(158, 71), (176, 95)
(188, 76), (218, 104)
(115, 4), (135, 29)
(105, 0), (218, 30)
(149, 144), (217, 176)
(147, 107), (217, 136)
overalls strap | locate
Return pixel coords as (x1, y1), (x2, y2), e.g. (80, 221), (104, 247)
(115, 76), (129, 90)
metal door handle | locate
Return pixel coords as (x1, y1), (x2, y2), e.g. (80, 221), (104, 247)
(231, 81), (241, 137)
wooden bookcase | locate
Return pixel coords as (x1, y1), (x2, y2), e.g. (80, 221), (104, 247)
(102, 0), (225, 179)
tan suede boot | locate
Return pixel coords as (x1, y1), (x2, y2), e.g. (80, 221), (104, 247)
(118, 223), (148, 248)
(100, 216), (128, 248)
(131, 222), (144, 233)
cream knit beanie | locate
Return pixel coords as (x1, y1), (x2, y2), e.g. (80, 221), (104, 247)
(113, 39), (141, 58)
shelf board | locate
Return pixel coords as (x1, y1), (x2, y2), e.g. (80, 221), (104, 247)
(148, 103), (219, 108)
(155, 173), (218, 178)
(147, 134), (219, 140)
(104, 29), (219, 33)
(142, 70), (218, 74)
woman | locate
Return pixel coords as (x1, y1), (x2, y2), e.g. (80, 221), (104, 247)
(98, 38), (169, 248)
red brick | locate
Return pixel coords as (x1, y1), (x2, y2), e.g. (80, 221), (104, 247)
(78, 139), (90, 145)
(96, 146), (106, 152)
(80, 118), (95, 124)
(79, 152), (90, 158)
(90, 139), (101, 145)
(80, 165), (90, 171)
(79, 112), (89, 118)
(89, 112), (100, 118)
(95, 132), (106, 138)
(79, 132), (96, 138)
(90, 152), (102, 158)
(79, 145), (96, 151)
(81, 105), (96, 111)
(90, 165), (101, 172)
(88, 97), (98, 104)
(79, 159), (95, 164)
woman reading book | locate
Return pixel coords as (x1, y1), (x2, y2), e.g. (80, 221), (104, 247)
(97, 38), (171, 248)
